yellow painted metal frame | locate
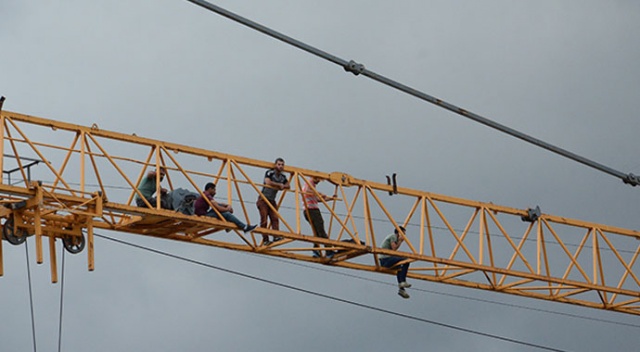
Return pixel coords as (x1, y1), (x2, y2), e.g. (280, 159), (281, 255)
(0, 110), (639, 315)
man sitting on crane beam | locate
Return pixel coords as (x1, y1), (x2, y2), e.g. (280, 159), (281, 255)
(135, 167), (173, 210)
(380, 226), (412, 299)
(194, 182), (257, 234)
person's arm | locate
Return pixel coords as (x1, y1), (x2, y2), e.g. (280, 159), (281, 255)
(302, 180), (335, 202)
(264, 177), (282, 189)
(264, 175), (290, 190)
(148, 171), (167, 194)
(390, 235), (403, 250)
(321, 193), (336, 201)
(212, 199), (233, 213)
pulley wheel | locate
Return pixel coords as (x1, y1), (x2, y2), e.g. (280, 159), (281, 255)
(62, 233), (85, 254)
(2, 218), (28, 245)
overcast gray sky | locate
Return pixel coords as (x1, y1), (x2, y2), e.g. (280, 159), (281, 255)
(1, 1), (639, 351)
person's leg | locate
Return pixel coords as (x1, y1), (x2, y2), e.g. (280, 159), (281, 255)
(205, 210), (246, 229)
(381, 256), (409, 282)
(309, 209), (327, 239)
(268, 199), (279, 231)
(160, 193), (173, 210)
(221, 211), (247, 229)
(268, 199), (283, 242)
(308, 209), (333, 256)
(304, 210), (321, 256)
(137, 196), (160, 208)
(135, 196), (148, 207)
(256, 198), (270, 242)
(381, 256), (411, 298)
(397, 263), (410, 283)
(303, 210), (312, 231)
(380, 256), (403, 269)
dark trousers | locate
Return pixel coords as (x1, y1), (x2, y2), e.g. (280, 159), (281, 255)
(136, 194), (173, 210)
(204, 210), (246, 230)
(257, 197), (279, 241)
(380, 256), (410, 283)
(303, 208), (327, 239)
(257, 198), (279, 229)
(304, 208), (329, 253)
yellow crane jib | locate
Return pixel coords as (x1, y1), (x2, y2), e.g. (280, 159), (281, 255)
(0, 109), (639, 315)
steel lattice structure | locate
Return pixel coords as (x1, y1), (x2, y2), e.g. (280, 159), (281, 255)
(1, 110), (639, 315)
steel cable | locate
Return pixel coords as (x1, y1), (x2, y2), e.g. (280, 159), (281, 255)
(184, 0), (638, 187)
(96, 232), (570, 352)
(57, 249), (66, 352)
(25, 244), (37, 352)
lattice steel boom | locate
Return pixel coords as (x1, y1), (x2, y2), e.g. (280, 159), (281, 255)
(0, 110), (639, 315)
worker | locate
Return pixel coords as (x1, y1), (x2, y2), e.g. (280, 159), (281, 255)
(135, 167), (173, 210)
(194, 182), (257, 233)
(256, 157), (290, 246)
(380, 226), (412, 299)
(302, 176), (336, 258)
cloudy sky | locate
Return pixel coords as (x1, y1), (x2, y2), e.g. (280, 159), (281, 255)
(1, 1), (639, 351)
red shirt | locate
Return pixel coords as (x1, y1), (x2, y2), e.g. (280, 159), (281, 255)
(194, 193), (214, 215)
(301, 178), (319, 209)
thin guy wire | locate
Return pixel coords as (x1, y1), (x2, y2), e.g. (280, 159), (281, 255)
(25, 244), (37, 352)
(57, 248), (66, 352)
(96, 233), (570, 352)
(244, 251), (640, 329)
(184, 0), (637, 187)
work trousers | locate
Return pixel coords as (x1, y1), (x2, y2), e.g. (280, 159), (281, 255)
(136, 194), (173, 210)
(205, 210), (246, 230)
(257, 197), (279, 230)
(303, 208), (327, 239)
(380, 256), (410, 283)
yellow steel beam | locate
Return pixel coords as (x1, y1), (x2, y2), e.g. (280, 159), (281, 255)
(0, 110), (639, 315)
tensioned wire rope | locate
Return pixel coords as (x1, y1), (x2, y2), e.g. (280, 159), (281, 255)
(57, 249), (66, 352)
(47, 227), (639, 352)
(14, 221), (64, 352)
(24, 244), (38, 352)
(183, 0), (639, 188)
(241, 249), (640, 329)
(94, 232), (570, 352)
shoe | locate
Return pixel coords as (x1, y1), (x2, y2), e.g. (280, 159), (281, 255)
(312, 250), (321, 258)
(398, 289), (410, 299)
(325, 250), (335, 258)
(262, 240), (272, 247)
(244, 224), (257, 233)
(398, 282), (412, 289)
(273, 237), (283, 242)
(225, 229), (232, 233)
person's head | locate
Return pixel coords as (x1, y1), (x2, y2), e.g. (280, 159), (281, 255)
(274, 158), (285, 172)
(394, 226), (406, 235)
(312, 176), (322, 184)
(158, 167), (167, 179)
(204, 182), (216, 195)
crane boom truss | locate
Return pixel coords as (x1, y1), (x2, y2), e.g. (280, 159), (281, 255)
(0, 110), (639, 315)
